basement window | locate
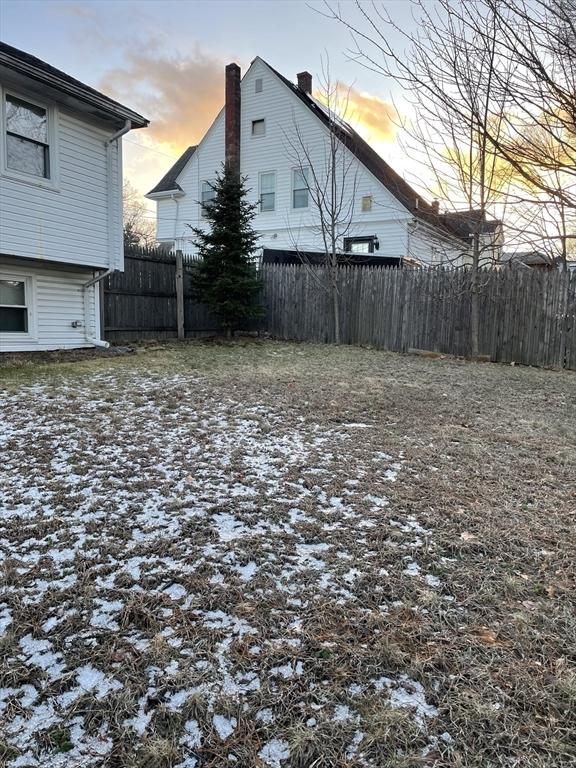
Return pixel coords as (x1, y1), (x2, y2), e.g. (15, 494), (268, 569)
(5, 94), (50, 178)
(0, 276), (30, 333)
(251, 119), (265, 137)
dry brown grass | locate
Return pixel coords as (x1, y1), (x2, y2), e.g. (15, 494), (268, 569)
(0, 339), (574, 767)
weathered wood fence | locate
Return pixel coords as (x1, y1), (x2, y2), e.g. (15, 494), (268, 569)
(262, 264), (576, 369)
(103, 248), (576, 369)
(103, 247), (220, 342)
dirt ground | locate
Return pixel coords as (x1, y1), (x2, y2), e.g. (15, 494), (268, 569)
(1, 340), (574, 768)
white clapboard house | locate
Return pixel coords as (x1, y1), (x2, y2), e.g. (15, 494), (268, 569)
(0, 42), (148, 352)
(148, 57), (501, 267)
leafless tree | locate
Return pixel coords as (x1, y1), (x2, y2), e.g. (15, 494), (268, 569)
(283, 63), (359, 344)
(323, 0), (518, 356)
(123, 180), (157, 248)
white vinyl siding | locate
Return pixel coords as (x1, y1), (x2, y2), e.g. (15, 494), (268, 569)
(0, 83), (123, 270)
(0, 257), (99, 352)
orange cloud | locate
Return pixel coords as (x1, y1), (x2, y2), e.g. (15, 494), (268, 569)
(315, 84), (398, 146)
(100, 46), (227, 156)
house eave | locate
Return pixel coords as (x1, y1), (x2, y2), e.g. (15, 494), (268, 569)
(0, 48), (149, 129)
(145, 189), (185, 200)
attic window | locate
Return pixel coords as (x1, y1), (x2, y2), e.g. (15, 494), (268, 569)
(251, 119), (265, 137)
(255, 78), (263, 93)
(361, 195), (373, 212)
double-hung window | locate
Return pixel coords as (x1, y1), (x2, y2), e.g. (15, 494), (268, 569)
(5, 94), (50, 179)
(259, 171), (276, 212)
(200, 180), (216, 217)
(0, 276), (30, 333)
(292, 167), (309, 209)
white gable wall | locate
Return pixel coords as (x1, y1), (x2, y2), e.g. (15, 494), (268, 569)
(156, 59), (412, 259)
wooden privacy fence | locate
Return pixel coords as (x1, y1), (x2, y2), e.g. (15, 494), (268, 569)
(103, 248), (576, 370)
(103, 247), (220, 342)
(261, 264), (576, 369)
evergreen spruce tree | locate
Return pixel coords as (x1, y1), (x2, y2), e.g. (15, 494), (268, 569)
(190, 164), (262, 336)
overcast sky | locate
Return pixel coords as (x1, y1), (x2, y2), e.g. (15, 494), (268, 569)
(0, 0), (421, 207)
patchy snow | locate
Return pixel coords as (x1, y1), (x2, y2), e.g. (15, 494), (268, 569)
(213, 714), (237, 740)
(258, 738), (291, 766)
(0, 367), (446, 765)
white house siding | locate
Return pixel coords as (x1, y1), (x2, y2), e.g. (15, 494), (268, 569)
(0, 257), (99, 352)
(407, 221), (465, 267)
(0, 102), (123, 270)
(155, 59), (411, 259)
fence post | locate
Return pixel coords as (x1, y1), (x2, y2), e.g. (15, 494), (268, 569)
(175, 250), (185, 340)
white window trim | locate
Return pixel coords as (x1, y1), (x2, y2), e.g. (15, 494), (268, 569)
(292, 167), (309, 210)
(251, 119), (266, 137)
(199, 179), (216, 218)
(0, 86), (60, 191)
(258, 170), (276, 213)
(0, 272), (37, 341)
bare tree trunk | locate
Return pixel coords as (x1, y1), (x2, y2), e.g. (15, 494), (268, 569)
(330, 218), (340, 344)
(470, 233), (480, 358)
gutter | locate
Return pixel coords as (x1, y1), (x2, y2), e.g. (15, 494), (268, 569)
(0, 49), (148, 128)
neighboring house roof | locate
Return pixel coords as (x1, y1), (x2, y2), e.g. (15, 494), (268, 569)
(0, 41), (148, 128)
(501, 250), (555, 267)
(147, 146), (197, 195)
(441, 209), (502, 240)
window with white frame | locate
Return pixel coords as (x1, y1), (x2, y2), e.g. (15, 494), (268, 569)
(0, 276), (30, 333)
(259, 171), (276, 212)
(255, 78), (263, 93)
(200, 180), (216, 217)
(292, 167), (309, 209)
(251, 119), (265, 137)
(5, 94), (50, 178)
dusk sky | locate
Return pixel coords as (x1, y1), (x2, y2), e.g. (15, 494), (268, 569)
(0, 0), (420, 212)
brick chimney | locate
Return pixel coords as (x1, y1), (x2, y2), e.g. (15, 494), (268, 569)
(431, 199), (440, 214)
(225, 63), (241, 175)
(297, 71), (312, 94)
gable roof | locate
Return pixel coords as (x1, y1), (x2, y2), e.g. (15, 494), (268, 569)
(146, 57), (499, 243)
(0, 42), (148, 128)
(147, 146), (197, 195)
(263, 62), (433, 215)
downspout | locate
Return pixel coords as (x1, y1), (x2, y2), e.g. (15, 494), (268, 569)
(82, 269), (115, 348)
(81, 120), (132, 349)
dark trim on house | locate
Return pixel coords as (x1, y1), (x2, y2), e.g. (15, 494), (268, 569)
(343, 236), (377, 254)
(262, 248), (401, 268)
